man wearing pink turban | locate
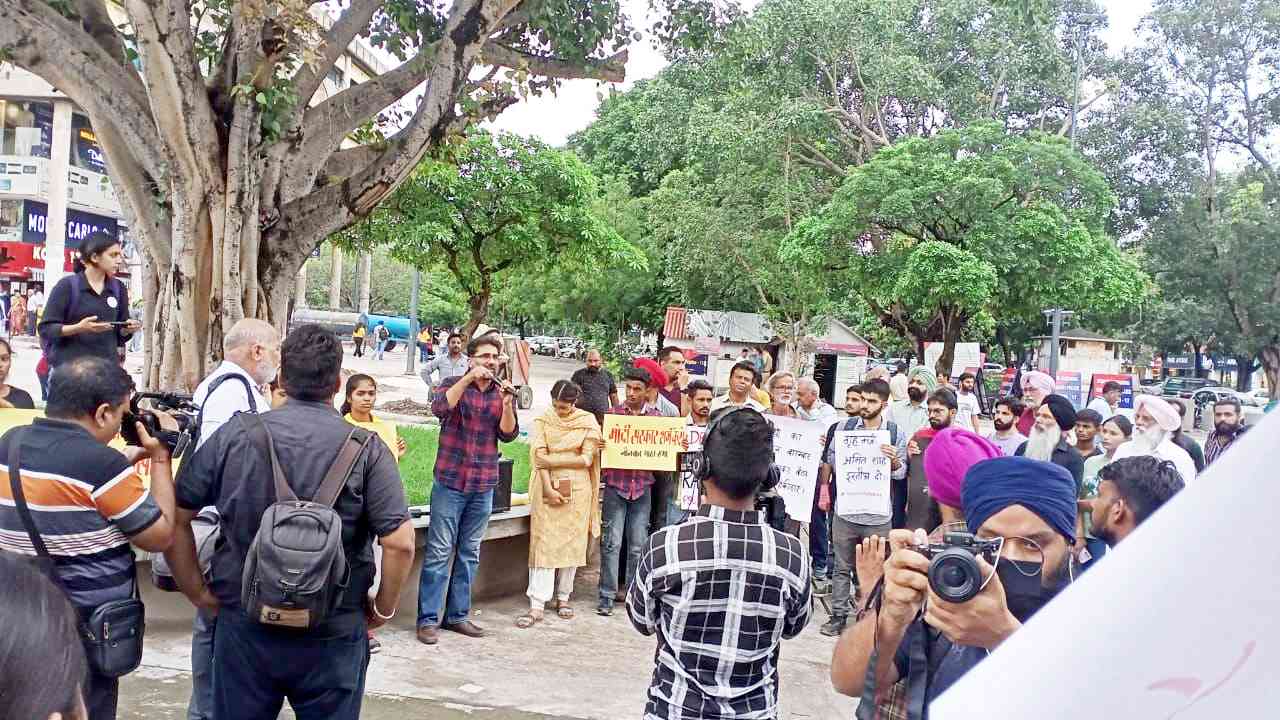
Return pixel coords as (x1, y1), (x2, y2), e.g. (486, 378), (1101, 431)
(1016, 370), (1056, 436)
(923, 428), (1003, 527)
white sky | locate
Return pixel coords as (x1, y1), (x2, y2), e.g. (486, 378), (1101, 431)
(486, 0), (1155, 146)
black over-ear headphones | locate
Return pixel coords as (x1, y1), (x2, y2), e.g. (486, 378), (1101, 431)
(697, 406), (781, 491)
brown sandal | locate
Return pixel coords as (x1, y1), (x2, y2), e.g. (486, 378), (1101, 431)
(555, 602), (574, 620)
(515, 610), (543, 629)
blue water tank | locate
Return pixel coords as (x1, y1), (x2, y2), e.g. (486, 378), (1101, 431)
(360, 314), (413, 340)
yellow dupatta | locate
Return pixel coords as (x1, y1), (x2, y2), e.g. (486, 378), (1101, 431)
(529, 406), (603, 537)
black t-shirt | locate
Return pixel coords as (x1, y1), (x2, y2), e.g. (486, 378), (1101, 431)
(176, 400), (410, 622)
(571, 367), (617, 416)
(38, 272), (130, 367)
(2, 386), (34, 409)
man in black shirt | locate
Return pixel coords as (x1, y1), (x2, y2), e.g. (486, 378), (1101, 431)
(570, 348), (618, 427)
(167, 325), (415, 720)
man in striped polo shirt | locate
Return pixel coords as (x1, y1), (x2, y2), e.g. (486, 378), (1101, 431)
(0, 356), (176, 720)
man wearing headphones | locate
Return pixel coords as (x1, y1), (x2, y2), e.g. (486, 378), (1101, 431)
(627, 407), (812, 719)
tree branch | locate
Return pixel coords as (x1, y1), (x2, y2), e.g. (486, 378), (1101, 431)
(292, 0), (384, 107)
(480, 42), (627, 82)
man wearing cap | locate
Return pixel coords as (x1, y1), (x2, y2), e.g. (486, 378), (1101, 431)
(1112, 394), (1197, 484)
(1015, 370), (1056, 436)
(830, 457), (1078, 715)
(1014, 394), (1085, 489)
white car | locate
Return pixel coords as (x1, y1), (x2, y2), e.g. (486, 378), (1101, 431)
(1238, 388), (1273, 407)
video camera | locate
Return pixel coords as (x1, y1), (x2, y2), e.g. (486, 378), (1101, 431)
(121, 392), (200, 459)
(916, 532), (1001, 603)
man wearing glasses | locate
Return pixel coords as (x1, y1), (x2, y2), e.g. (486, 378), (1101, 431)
(415, 334), (519, 645)
(831, 456), (1078, 718)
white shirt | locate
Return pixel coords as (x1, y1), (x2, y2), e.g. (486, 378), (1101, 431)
(710, 393), (767, 413)
(193, 360), (268, 450)
(30, 291), (44, 311)
(955, 391), (981, 430)
(1112, 438), (1197, 485)
(795, 399), (838, 424)
(1086, 397), (1115, 422)
(889, 374), (908, 402)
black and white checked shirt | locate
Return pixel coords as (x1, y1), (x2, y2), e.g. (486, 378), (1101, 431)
(627, 505), (812, 719)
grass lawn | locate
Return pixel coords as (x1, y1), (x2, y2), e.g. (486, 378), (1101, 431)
(398, 425), (531, 506)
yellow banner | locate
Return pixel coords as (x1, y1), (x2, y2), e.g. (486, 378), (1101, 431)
(602, 414), (686, 471)
(0, 409), (179, 486)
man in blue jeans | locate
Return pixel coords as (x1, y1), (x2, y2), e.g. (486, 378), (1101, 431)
(416, 334), (519, 644)
(597, 369), (660, 616)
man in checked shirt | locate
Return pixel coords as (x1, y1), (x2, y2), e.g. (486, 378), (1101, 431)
(628, 406), (812, 719)
(415, 333), (519, 645)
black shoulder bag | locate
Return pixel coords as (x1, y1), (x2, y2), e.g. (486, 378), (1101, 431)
(7, 428), (146, 678)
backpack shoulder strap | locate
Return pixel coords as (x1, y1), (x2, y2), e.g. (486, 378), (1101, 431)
(198, 372), (260, 425)
(6, 428), (51, 560)
(247, 414), (294, 502)
(316, 428), (373, 508)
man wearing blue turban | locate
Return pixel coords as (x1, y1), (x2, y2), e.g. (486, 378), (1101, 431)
(831, 456), (1078, 718)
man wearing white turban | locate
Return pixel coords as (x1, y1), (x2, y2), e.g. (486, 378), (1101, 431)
(1112, 395), (1197, 484)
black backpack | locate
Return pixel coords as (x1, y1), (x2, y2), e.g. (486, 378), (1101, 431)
(240, 415), (372, 631)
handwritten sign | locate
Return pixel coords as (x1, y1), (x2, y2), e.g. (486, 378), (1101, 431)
(602, 414), (686, 471)
(677, 424), (708, 511)
(833, 430), (891, 519)
(932, 411), (1280, 719)
(769, 416), (827, 522)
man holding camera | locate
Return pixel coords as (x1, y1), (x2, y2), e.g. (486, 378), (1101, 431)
(831, 456), (1077, 717)
(0, 356), (176, 720)
(628, 407), (811, 719)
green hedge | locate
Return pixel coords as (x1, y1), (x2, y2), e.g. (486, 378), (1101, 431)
(397, 425), (531, 506)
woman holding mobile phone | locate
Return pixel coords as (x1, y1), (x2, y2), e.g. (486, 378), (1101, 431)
(38, 231), (140, 372)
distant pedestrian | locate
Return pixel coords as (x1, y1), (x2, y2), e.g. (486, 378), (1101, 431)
(27, 285), (44, 335)
(373, 321), (390, 360)
(415, 333), (519, 644)
(954, 372), (982, 434)
(8, 291), (26, 338)
(420, 332), (469, 395)
(418, 325), (433, 362)
(571, 348), (618, 431)
(1086, 380), (1123, 422)
(352, 322), (366, 357)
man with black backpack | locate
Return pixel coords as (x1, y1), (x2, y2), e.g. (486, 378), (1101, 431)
(0, 356), (176, 720)
(167, 324), (415, 720)
(176, 318), (279, 720)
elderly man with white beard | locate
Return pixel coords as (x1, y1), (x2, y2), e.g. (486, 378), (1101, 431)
(1014, 393), (1085, 491)
(1112, 394), (1197, 484)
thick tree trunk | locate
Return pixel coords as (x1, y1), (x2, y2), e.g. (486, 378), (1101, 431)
(462, 289), (492, 341)
(1261, 345), (1280, 401)
(358, 252), (372, 314)
(1234, 354), (1255, 391)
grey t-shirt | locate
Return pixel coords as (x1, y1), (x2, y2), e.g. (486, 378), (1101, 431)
(176, 400), (409, 621)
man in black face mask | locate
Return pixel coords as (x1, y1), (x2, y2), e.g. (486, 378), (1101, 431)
(831, 456), (1078, 717)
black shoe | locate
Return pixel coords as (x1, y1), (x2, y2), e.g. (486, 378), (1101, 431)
(596, 602), (614, 617)
(820, 616), (847, 637)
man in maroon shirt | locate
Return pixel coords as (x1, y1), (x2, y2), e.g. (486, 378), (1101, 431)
(415, 334), (519, 644)
(598, 369), (661, 616)
(657, 346), (689, 414)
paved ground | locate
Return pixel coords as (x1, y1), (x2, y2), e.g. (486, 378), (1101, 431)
(131, 563), (856, 719)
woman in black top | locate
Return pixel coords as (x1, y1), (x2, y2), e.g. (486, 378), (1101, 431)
(0, 339), (34, 408)
(38, 231), (140, 369)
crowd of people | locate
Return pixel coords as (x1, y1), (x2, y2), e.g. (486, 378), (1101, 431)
(0, 296), (1260, 720)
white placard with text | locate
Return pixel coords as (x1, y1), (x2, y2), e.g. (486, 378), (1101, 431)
(769, 416), (827, 522)
(833, 430), (891, 519)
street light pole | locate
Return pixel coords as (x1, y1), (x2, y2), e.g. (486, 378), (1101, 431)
(405, 269), (421, 376)
(1042, 308), (1075, 377)
(1068, 12), (1104, 149)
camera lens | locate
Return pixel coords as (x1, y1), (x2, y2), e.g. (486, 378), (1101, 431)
(928, 548), (983, 603)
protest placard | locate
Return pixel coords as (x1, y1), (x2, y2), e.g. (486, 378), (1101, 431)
(676, 423), (708, 511)
(602, 414), (686, 471)
(832, 429), (891, 519)
(768, 416), (827, 522)
(932, 411), (1280, 719)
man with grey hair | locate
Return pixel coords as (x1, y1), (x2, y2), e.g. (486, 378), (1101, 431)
(181, 317), (280, 720)
(795, 377), (838, 423)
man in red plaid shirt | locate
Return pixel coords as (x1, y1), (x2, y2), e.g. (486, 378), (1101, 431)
(415, 333), (519, 645)
(597, 369), (661, 616)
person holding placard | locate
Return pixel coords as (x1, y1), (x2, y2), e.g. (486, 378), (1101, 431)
(673, 380), (715, 524)
(597, 369), (661, 617)
(819, 379), (906, 637)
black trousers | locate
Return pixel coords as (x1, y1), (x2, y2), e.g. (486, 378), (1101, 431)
(85, 670), (119, 720)
(213, 610), (370, 720)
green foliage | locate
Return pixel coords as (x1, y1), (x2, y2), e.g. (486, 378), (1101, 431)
(398, 425), (529, 505)
(351, 131), (641, 335)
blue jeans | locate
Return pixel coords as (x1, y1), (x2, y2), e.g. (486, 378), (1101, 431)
(187, 609), (216, 720)
(375, 339), (387, 360)
(599, 485), (651, 607)
(416, 482), (493, 627)
(418, 342), (430, 362)
(213, 609), (368, 720)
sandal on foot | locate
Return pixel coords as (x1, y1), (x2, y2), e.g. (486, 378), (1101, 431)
(556, 602), (575, 620)
(515, 611), (543, 629)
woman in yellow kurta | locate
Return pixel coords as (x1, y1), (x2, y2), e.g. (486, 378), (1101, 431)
(517, 380), (601, 628)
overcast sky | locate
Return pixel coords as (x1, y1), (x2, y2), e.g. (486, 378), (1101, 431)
(486, 0), (1155, 146)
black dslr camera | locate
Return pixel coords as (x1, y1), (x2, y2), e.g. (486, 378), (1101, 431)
(916, 532), (1001, 603)
(121, 392), (200, 459)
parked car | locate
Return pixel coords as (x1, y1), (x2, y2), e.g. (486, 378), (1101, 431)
(1238, 388), (1273, 407)
(528, 336), (558, 355)
(1190, 386), (1241, 407)
(557, 339), (585, 359)
(1161, 377), (1213, 399)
